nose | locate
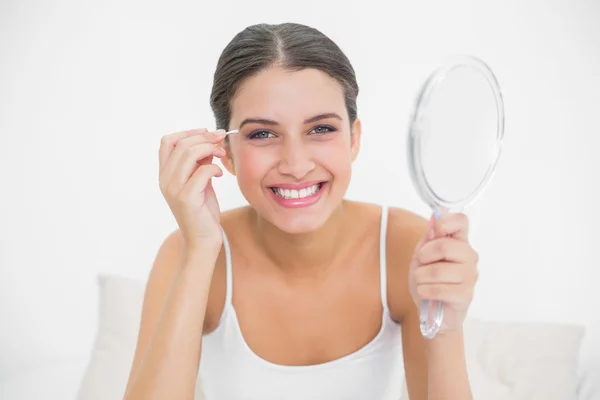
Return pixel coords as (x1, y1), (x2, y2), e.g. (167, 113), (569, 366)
(277, 139), (315, 180)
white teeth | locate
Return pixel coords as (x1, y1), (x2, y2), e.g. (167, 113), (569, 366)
(273, 184), (322, 199)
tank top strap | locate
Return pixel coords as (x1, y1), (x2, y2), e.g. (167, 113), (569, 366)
(379, 205), (389, 314)
(221, 228), (233, 307)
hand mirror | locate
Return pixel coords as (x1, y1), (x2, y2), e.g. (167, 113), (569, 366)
(407, 55), (505, 339)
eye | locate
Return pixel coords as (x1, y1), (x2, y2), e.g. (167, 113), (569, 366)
(248, 130), (276, 140)
(310, 125), (336, 135)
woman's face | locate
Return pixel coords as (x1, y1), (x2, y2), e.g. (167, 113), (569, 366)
(223, 67), (361, 234)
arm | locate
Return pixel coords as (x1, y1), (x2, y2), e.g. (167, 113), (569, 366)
(425, 330), (471, 399)
(401, 305), (472, 400)
(387, 208), (475, 400)
(123, 231), (220, 400)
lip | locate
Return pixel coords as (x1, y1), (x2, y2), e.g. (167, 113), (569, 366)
(268, 180), (325, 190)
(267, 182), (328, 209)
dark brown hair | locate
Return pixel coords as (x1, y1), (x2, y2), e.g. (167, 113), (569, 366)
(210, 23), (359, 132)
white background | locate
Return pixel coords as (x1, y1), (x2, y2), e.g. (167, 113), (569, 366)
(1, 0), (599, 382)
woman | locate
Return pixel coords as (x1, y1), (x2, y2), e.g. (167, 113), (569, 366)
(124, 22), (478, 400)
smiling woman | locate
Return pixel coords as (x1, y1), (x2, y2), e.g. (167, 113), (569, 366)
(123, 22), (477, 400)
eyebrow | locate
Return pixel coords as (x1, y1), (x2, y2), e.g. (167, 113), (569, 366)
(238, 112), (343, 130)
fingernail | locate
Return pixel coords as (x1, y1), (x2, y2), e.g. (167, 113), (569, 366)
(211, 129), (226, 135)
(428, 217), (436, 240)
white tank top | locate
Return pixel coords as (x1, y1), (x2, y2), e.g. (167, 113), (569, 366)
(198, 205), (405, 400)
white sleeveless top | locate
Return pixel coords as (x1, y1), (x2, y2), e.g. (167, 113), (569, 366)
(198, 206), (405, 400)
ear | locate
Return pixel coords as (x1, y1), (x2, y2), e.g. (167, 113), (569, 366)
(219, 140), (237, 176)
(350, 118), (362, 162)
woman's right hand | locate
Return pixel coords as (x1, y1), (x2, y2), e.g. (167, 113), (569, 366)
(158, 128), (228, 253)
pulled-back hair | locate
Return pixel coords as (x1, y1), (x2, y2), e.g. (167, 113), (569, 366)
(210, 22), (359, 131)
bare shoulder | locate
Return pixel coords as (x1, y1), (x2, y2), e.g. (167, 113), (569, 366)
(385, 206), (429, 322)
(386, 207), (429, 249)
(344, 201), (427, 235)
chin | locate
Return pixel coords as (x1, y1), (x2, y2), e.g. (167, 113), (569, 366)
(271, 212), (331, 234)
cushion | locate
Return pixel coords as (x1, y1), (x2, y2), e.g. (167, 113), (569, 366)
(462, 319), (584, 400)
(78, 274), (585, 400)
(76, 274), (148, 400)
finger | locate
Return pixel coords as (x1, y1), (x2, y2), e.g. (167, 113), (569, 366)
(159, 130), (223, 177)
(159, 129), (225, 171)
(175, 129), (227, 149)
(433, 213), (470, 241)
(167, 131), (226, 172)
(416, 283), (473, 306)
(181, 163), (224, 199)
(167, 144), (226, 191)
(418, 237), (476, 264)
(159, 128), (208, 170)
(413, 261), (470, 285)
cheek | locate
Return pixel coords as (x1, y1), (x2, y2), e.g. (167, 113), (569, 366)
(311, 140), (353, 174)
(233, 145), (277, 184)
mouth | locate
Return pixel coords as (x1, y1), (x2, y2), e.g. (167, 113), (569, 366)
(268, 182), (326, 200)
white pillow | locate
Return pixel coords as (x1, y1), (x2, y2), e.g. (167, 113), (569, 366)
(462, 319), (584, 400)
(77, 274), (147, 400)
(79, 274), (585, 400)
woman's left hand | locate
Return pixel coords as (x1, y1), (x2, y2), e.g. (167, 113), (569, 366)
(408, 211), (479, 335)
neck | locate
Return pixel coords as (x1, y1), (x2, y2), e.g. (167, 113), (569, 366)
(250, 201), (351, 278)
